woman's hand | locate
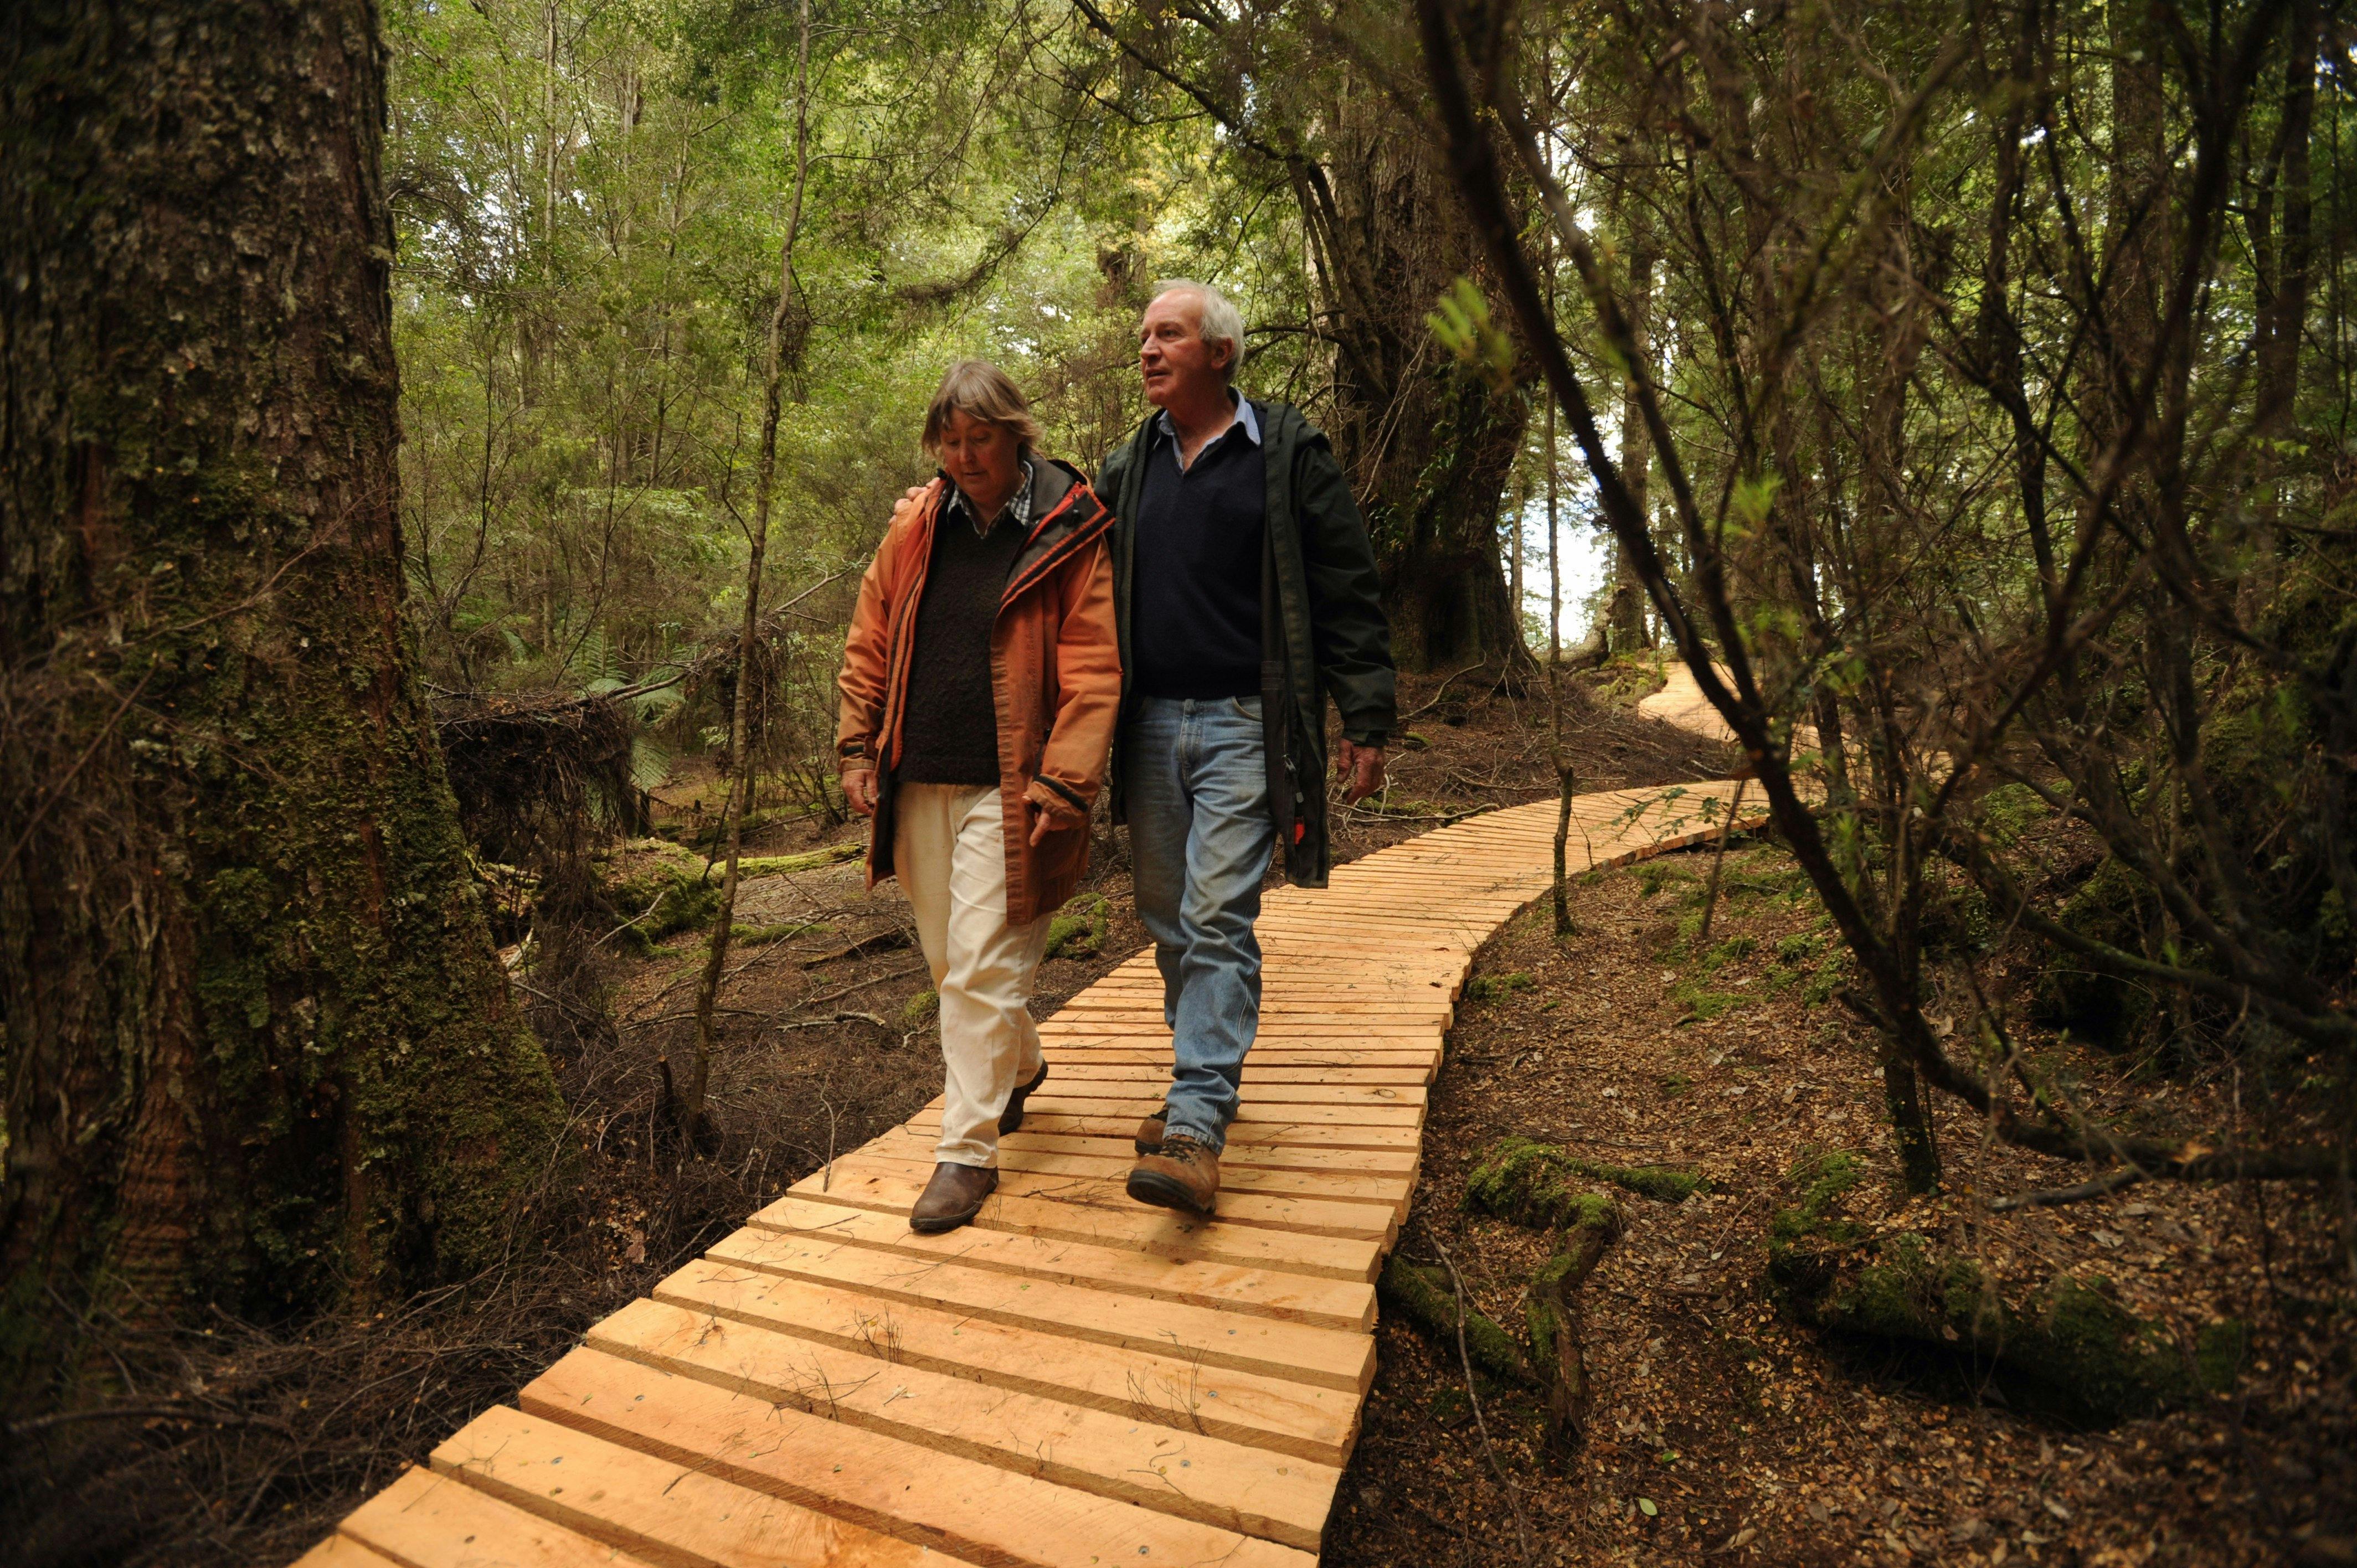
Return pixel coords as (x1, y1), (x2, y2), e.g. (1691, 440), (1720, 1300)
(1024, 782), (1087, 845)
(842, 766), (879, 818)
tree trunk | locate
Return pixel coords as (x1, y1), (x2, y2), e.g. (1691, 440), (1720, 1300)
(1314, 103), (1528, 673)
(1609, 240), (1654, 653)
(686, 0), (812, 1143)
(0, 0), (563, 1397)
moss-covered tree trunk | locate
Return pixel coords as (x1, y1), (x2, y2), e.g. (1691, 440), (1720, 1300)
(1316, 104), (1528, 673)
(0, 0), (564, 1397)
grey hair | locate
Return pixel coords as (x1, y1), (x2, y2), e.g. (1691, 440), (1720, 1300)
(1150, 278), (1245, 382)
(920, 359), (1042, 455)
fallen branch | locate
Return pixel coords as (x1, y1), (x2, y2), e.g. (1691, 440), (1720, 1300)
(1987, 1164), (2149, 1213)
(773, 1010), (891, 1033)
(800, 926), (912, 967)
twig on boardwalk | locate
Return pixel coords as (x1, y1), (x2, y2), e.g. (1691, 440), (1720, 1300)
(1429, 1235), (1536, 1567)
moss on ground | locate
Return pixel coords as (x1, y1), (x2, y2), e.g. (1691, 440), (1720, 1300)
(1764, 1151), (2238, 1420)
(735, 842), (863, 878)
(1379, 1254), (1533, 1386)
(1465, 969), (1537, 1003)
(727, 920), (831, 947)
(1045, 893), (1110, 959)
(596, 840), (721, 950)
(1466, 1136), (1711, 1216)
(1768, 1149), (1866, 1249)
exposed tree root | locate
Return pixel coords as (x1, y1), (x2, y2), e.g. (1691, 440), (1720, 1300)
(1523, 1196), (1624, 1452)
(1378, 1253), (1535, 1388)
(1465, 1134), (1711, 1216)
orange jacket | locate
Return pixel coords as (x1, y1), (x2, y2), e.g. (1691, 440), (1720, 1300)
(835, 460), (1120, 925)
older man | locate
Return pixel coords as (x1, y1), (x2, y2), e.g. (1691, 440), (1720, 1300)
(1102, 279), (1396, 1215)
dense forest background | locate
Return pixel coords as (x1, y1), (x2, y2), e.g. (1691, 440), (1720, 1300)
(384, 0), (1547, 725)
(8, 0), (2357, 1561)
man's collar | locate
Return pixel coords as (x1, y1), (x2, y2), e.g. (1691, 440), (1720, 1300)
(944, 457), (1036, 534)
(1154, 390), (1259, 450)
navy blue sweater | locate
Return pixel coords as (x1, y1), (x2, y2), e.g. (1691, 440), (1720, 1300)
(1129, 421), (1265, 700)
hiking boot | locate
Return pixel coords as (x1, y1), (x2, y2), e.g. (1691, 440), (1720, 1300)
(1000, 1061), (1049, 1134)
(1127, 1134), (1220, 1216)
(909, 1162), (997, 1234)
(1133, 1106), (1167, 1154)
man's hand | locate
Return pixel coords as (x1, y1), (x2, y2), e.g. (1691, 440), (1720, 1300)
(1336, 739), (1386, 804)
(842, 766), (879, 818)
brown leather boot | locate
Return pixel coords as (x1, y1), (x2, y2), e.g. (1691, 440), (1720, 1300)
(1126, 1134), (1219, 1215)
(1133, 1106), (1167, 1154)
(909, 1162), (997, 1234)
(999, 1061), (1049, 1134)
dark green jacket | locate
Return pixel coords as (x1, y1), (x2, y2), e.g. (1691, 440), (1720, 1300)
(1100, 397), (1397, 886)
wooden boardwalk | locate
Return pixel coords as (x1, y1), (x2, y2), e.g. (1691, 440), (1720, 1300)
(300, 779), (1753, 1568)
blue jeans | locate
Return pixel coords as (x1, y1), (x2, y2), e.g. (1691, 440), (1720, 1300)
(1125, 695), (1277, 1153)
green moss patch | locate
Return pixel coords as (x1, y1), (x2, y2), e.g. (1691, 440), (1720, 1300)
(1466, 1136), (1711, 1216)
(1378, 1254), (1534, 1387)
(727, 920), (831, 947)
(1045, 893), (1110, 960)
(1465, 969), (1537, 1003)
(735, 841), (864, 879)
(1765, 1153), (2236, 1421)
(595, 839), (722, 951)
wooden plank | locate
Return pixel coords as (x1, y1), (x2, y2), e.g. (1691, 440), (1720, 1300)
(1037, 1020), (1440, 1039)
(1077, 974), (1459, 991)
(290, 773), (1779, 1568)
(338, 1466), (662, 1568)
(532, 1335), (1334, 1557)
(794, 1153), (1397, 1250)
(1031, 1040), (1438, 1055)
(744, 1200), (1378, 1325)
(1038, 1076), (1427, 1106)
(1035, 1058), (1432, 1085)
(903, 1106), (1424, 1153)
(821, 1139), (1413, 1213)
(431, 1405), (960, 1568)
(1008, 1094), (1423, 1129)
(289, 1535), (404, 1568)
(883, 1121), (1422, 1178)
(1056, 998), (1450, 1019)
(650, 1256), (1362, 1463)
(702, 1224), (1375, 1390)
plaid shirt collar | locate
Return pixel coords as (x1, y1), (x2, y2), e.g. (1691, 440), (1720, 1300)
(945, 458), (1036, 538)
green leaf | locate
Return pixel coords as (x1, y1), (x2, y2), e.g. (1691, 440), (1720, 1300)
(1425, 277), (1516, 391)
(1638, 1497), (1659, 1517)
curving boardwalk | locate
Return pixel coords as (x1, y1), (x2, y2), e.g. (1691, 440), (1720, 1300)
(299, 778), (1756, 1568)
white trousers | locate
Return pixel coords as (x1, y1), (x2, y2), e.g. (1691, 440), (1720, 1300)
(893, 782), (1051, 1168)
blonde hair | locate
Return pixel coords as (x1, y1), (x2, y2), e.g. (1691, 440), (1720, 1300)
(921, 360), (1042, 455)
(1150, 278), (1246, 382)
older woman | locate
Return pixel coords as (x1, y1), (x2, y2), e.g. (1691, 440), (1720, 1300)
(835, 361), (1121, 1232)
